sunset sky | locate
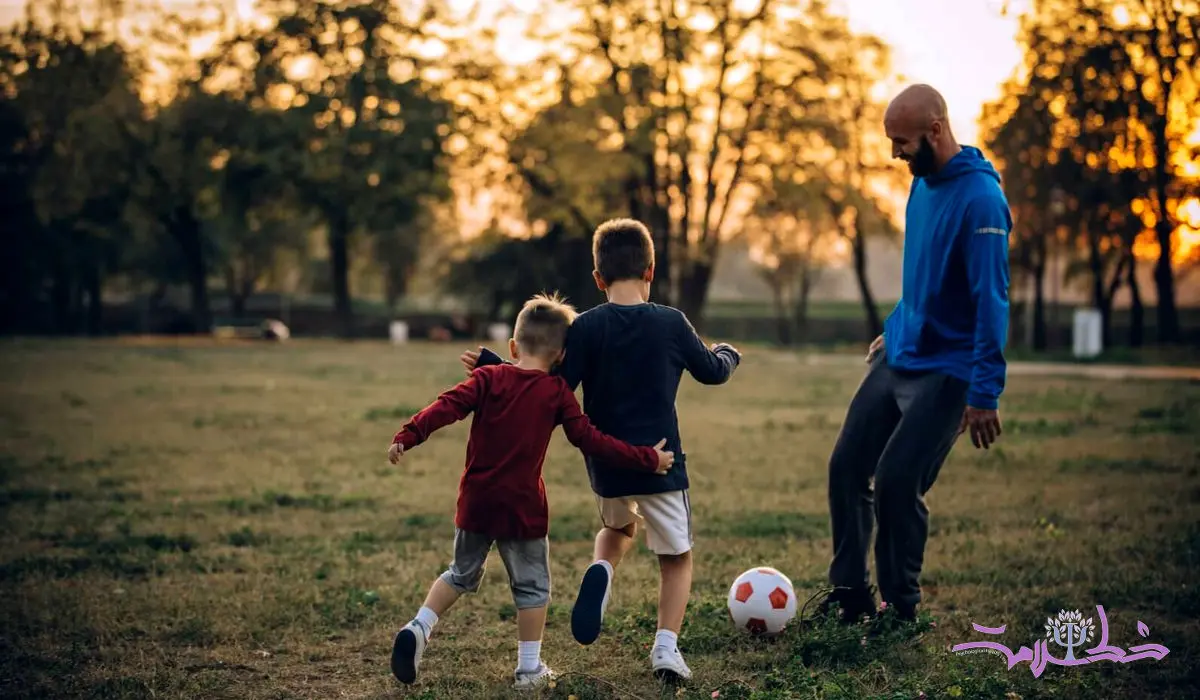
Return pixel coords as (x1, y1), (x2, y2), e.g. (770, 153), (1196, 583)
(0, 0), (1025, 146)
(436, 0), (1026, 147)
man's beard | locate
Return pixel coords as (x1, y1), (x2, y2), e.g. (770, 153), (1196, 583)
(908, 135), (938, 177)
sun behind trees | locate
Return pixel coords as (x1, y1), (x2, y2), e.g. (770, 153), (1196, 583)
(982, 0), (1200, 348)
(2, 0), (1197, 347)
(442, 0), (905, 334)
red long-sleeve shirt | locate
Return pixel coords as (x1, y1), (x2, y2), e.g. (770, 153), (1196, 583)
(392, 363), (662, 540)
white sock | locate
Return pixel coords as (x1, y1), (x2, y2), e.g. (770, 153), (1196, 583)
(414, 606), (438, 635)
(517, 640), (541, 672)
(593, 559), (613, 578)
(654, 629), (678, 651)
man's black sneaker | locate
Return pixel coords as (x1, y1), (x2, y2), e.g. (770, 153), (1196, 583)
(812, 585), (878, 625)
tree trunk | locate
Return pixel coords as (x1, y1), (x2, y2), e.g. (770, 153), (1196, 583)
(1086, 224), (1112, 348)
(850, 227), (881, 340)
(328, 210), (353, 338)
(1128, 256), (1144, 348)
(225, 265), (247, 318)
(1103, 255), (1126, 350)
(1152, 220), (1179, 344)
(626, 175), (643, 224)
(647, 151), (673, 308)
(771, 281), (790, 346)
(174, 208), (211, 334)
(230, 292), (246, 318)
(677, 260), (714, 332)
(85, 265), (103, 336)
(795, 267), (814, 343)
(1032, 237), (1047, 351)
(50, 266), (73, 335)
(1150, 85), (1180, 344)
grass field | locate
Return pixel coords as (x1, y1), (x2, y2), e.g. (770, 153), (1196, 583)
(1, 338), (1197, 700)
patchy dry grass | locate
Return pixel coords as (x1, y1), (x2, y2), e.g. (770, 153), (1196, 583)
(1, 338), (1197, 700)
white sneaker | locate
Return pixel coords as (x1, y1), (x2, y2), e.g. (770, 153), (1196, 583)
(390, 621), (427, 685)
(570, 561), (612, 645)
(650, 645), (692, 680)
(513, 662), (555, 690)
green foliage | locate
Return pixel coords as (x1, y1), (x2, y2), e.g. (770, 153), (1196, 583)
(0, 0), (453, 336)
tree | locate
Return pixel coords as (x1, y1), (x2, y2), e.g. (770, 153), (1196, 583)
(743, 177), (840, 345)
(0, 13), (143, 334)
(1123, 0), (1200, 344)
(986, 0), (1200, 346)
(219, 0), (453, 336)
(982, 73), (1057, 350)
(451, 0), (905, 331)
(797, 10), (905, 340)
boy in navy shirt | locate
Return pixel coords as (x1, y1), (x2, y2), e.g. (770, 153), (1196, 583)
(462, 219), (741, 680)
(388, 293), (675, 690)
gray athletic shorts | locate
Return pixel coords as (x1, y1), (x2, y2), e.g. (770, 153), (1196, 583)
(439, 529), (551, 609)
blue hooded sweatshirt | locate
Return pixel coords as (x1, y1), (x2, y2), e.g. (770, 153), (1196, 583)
(883, 145), (1012, 410)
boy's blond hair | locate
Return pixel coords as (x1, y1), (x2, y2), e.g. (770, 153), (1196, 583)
(514, 292), (577, 359)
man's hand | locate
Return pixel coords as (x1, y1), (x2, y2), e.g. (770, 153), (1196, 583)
(867, 334), (885, 363)
(388, 442), (404, 464)
(960, 406), (1002, 449)
(651, 438), (675, 474)
(459, 347), (481, 375)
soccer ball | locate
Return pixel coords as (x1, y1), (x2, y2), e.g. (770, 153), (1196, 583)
(727, 566), (798, 636)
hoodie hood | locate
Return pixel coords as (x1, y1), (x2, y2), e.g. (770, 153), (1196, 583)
(924, 145), (1000, 186)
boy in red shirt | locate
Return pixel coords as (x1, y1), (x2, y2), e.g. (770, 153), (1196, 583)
(387, 293), (675, 690)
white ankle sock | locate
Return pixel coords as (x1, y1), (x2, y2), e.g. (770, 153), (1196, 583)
(414, 606), (438, 635)
(594, 559), (613, 578)
(654, 629), (677, 651)
(517, 640), (541, 672)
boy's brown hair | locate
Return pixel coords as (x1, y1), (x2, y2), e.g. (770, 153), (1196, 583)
(514, 292), (577, 359)
(592, 218), (654, 285)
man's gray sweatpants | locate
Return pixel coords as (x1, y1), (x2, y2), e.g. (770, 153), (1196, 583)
(827, 352), (969, 608)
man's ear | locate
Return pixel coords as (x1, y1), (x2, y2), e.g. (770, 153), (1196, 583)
(508, 338), (519, 360)
(592, 270), (607, 291)
(643, 264), (655, 283)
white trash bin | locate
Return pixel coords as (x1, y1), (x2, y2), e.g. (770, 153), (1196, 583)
(487, 323), (511, 343)
(1072, 308), (1102, 359)
(390, 321), (409, 345)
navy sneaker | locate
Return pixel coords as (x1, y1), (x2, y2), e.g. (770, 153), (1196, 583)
(390, 621), (427, 684)
(570, 562), (612, 645)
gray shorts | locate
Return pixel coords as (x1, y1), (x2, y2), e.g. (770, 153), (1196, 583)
(439, 529), (551, 609)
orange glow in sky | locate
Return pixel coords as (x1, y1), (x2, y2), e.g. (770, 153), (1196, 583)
(3, 0), (1197, 265)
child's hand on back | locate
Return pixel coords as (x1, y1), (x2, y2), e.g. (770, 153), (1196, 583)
(459, 347), (480, 375)
(652, 438), (674, 474)
(388, 442), (404, 464)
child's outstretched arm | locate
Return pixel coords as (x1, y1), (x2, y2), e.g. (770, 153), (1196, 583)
(676, 312), (741, 385)
(392, 371), (485, 452)
(556, 385), (673, 473)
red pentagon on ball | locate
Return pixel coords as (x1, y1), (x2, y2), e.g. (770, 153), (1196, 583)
(768, 586), (789, 610)
(734, 581), (753, 603)
(746, 618), (767, 634)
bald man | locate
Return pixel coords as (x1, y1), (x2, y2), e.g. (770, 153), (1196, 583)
(815, 85), (1011, 625)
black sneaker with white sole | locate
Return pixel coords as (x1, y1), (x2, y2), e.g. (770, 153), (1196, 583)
(570, 562), (611, 645)
(390, 621), (427, 684)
